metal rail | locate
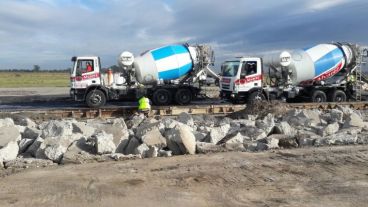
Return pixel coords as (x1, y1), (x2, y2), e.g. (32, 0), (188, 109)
(1, 102), (368, 120)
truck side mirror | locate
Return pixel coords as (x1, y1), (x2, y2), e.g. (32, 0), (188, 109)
(240, 73), (246, 79)
(363, 49), (368, 57)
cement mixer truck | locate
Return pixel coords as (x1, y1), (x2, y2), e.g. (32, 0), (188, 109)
(220, 42), (368, 103)
(70, 44), (219, 108)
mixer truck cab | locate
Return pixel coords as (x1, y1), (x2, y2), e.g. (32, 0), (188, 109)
(70, 56), (108, 107)
(220, 57), (264, 103)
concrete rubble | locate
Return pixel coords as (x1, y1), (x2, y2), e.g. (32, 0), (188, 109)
(1, 106), (368, 169)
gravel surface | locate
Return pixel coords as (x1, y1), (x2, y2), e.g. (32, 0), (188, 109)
(0, 146), (367, 207)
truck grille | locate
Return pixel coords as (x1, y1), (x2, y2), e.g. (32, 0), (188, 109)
(221, 84), (230, 90)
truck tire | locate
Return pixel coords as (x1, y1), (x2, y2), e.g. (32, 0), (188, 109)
(153, 89), (172, 106)
(331, 90), (346, 102)
(247, 91), (265, 104)
(86, 89), (106, 108)
(175, 88), (192, 105)
(311, 90), (326, 103)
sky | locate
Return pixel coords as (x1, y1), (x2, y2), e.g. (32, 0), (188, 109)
(0, 0), (367, 70)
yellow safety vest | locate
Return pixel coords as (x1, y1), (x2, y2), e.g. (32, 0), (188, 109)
(138, 97), (151, 111)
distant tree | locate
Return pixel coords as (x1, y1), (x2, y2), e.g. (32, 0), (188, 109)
(33, 65), (41, 72)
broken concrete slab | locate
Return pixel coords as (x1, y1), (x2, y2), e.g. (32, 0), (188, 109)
(25, 137), (44, 157)
(0, 118), (15, 127)
(207, 124), (231, 144)
(273, 121), (297, 137)
(135, 122), (165, 139)
(277, 136), (298, 148)
(134, 143), (149, 158)
(177, 112), (194, 127)
(255, 113), (275, 135)
(0, 141), (19, 163)
(141, 127), (167, 148)
(165, 124), (196, 155)
(343, 112), (364, 128)
(72, 122), (95, 138)
(124, 137), (140, 155)
(158, 150), (172, 157)
(146, 146), (159, 158)
(18, 138), (35, 153)
(0, 126), (21, 147)
(41, 120), (74, 138)
(94, 131), (116, 155)
(315, 132), (358, 146)
(22, 127), (41, 139)
(317, 122), (340, 137)
(126, 113), (145, 129)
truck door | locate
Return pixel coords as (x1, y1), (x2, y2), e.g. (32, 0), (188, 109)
(236, 60), (262, 92)
(72, 58), (101, 89)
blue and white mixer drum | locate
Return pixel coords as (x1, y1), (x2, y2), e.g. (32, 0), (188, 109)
(133, 44), (196, 84)
(263, 43), (354, 85)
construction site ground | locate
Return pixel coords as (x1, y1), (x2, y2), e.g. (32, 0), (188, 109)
(1, 145), (367, 207)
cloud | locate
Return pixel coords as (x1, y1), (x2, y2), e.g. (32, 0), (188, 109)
(0, 0), (367, 70)
(305, 0), (349, 11)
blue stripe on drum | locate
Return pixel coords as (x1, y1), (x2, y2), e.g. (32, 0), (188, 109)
(314, 48), (344, 76)
(151, 45), (189, 61)
(158, 62), (193, 80)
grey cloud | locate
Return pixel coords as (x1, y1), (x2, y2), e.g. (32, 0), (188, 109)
(0, 0), (367, 69)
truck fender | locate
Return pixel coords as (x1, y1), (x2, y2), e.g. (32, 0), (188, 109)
(247, 87), (267, 99)
(84, 85), (109, 100)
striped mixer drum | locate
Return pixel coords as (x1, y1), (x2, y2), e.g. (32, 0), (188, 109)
(263, 43), (355, 85)
(133, 44), (197, 84)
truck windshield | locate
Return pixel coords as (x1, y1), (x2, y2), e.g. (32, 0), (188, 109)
(221, 61), (240, 77)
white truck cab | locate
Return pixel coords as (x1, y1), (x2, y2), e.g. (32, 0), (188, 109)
(70, 56), (101, 90)
(220, 57), (264, 103)
(70, 56), (110, 107)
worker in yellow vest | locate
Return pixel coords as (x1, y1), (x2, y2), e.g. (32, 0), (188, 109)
(138, 96), (151, 116)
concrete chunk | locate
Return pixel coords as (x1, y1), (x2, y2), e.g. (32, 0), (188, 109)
(41, 120), (74, 138)
(208, 124), (231, 144)
(255, 113), (275, 135)
(141, 127), (167, 148)
(343, 112), (364, 128)
(93, 131), (116, 155)
(134, 143), (149, 158)
(19, 138), (35, 153)
(0, 126), (21, 147)
(273, 122), (297, 137)
(124, 137), (140, 155)
(0, 141), (19, 162)
(317, 122), (339, 136)
(22, 127), (41, 139)
(177, 112), (194, 127)
(165, 124), (196, 155)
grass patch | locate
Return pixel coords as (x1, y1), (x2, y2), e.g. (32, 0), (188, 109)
(0, 72), (70, 87)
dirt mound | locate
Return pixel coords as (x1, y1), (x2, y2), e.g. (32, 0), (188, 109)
(229, 101), (291, 119)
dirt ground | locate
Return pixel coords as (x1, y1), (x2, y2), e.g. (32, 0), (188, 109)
(1, 145), (367, 207)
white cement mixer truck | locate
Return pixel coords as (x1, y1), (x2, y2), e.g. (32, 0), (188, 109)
(220, 42), (368, 103)
(70, 44), (219, 108)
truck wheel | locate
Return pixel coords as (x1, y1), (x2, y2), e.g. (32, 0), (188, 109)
(247, 91), (265, 104)
(331, 90), (346, 102)
(311, 90), (326, 103)
(86, 89), (106, 108)
(175, 88), (192, 105)
(153, 89), (172, 105)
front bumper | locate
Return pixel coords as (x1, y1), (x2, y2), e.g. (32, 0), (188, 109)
(220, 90), (238, 100)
